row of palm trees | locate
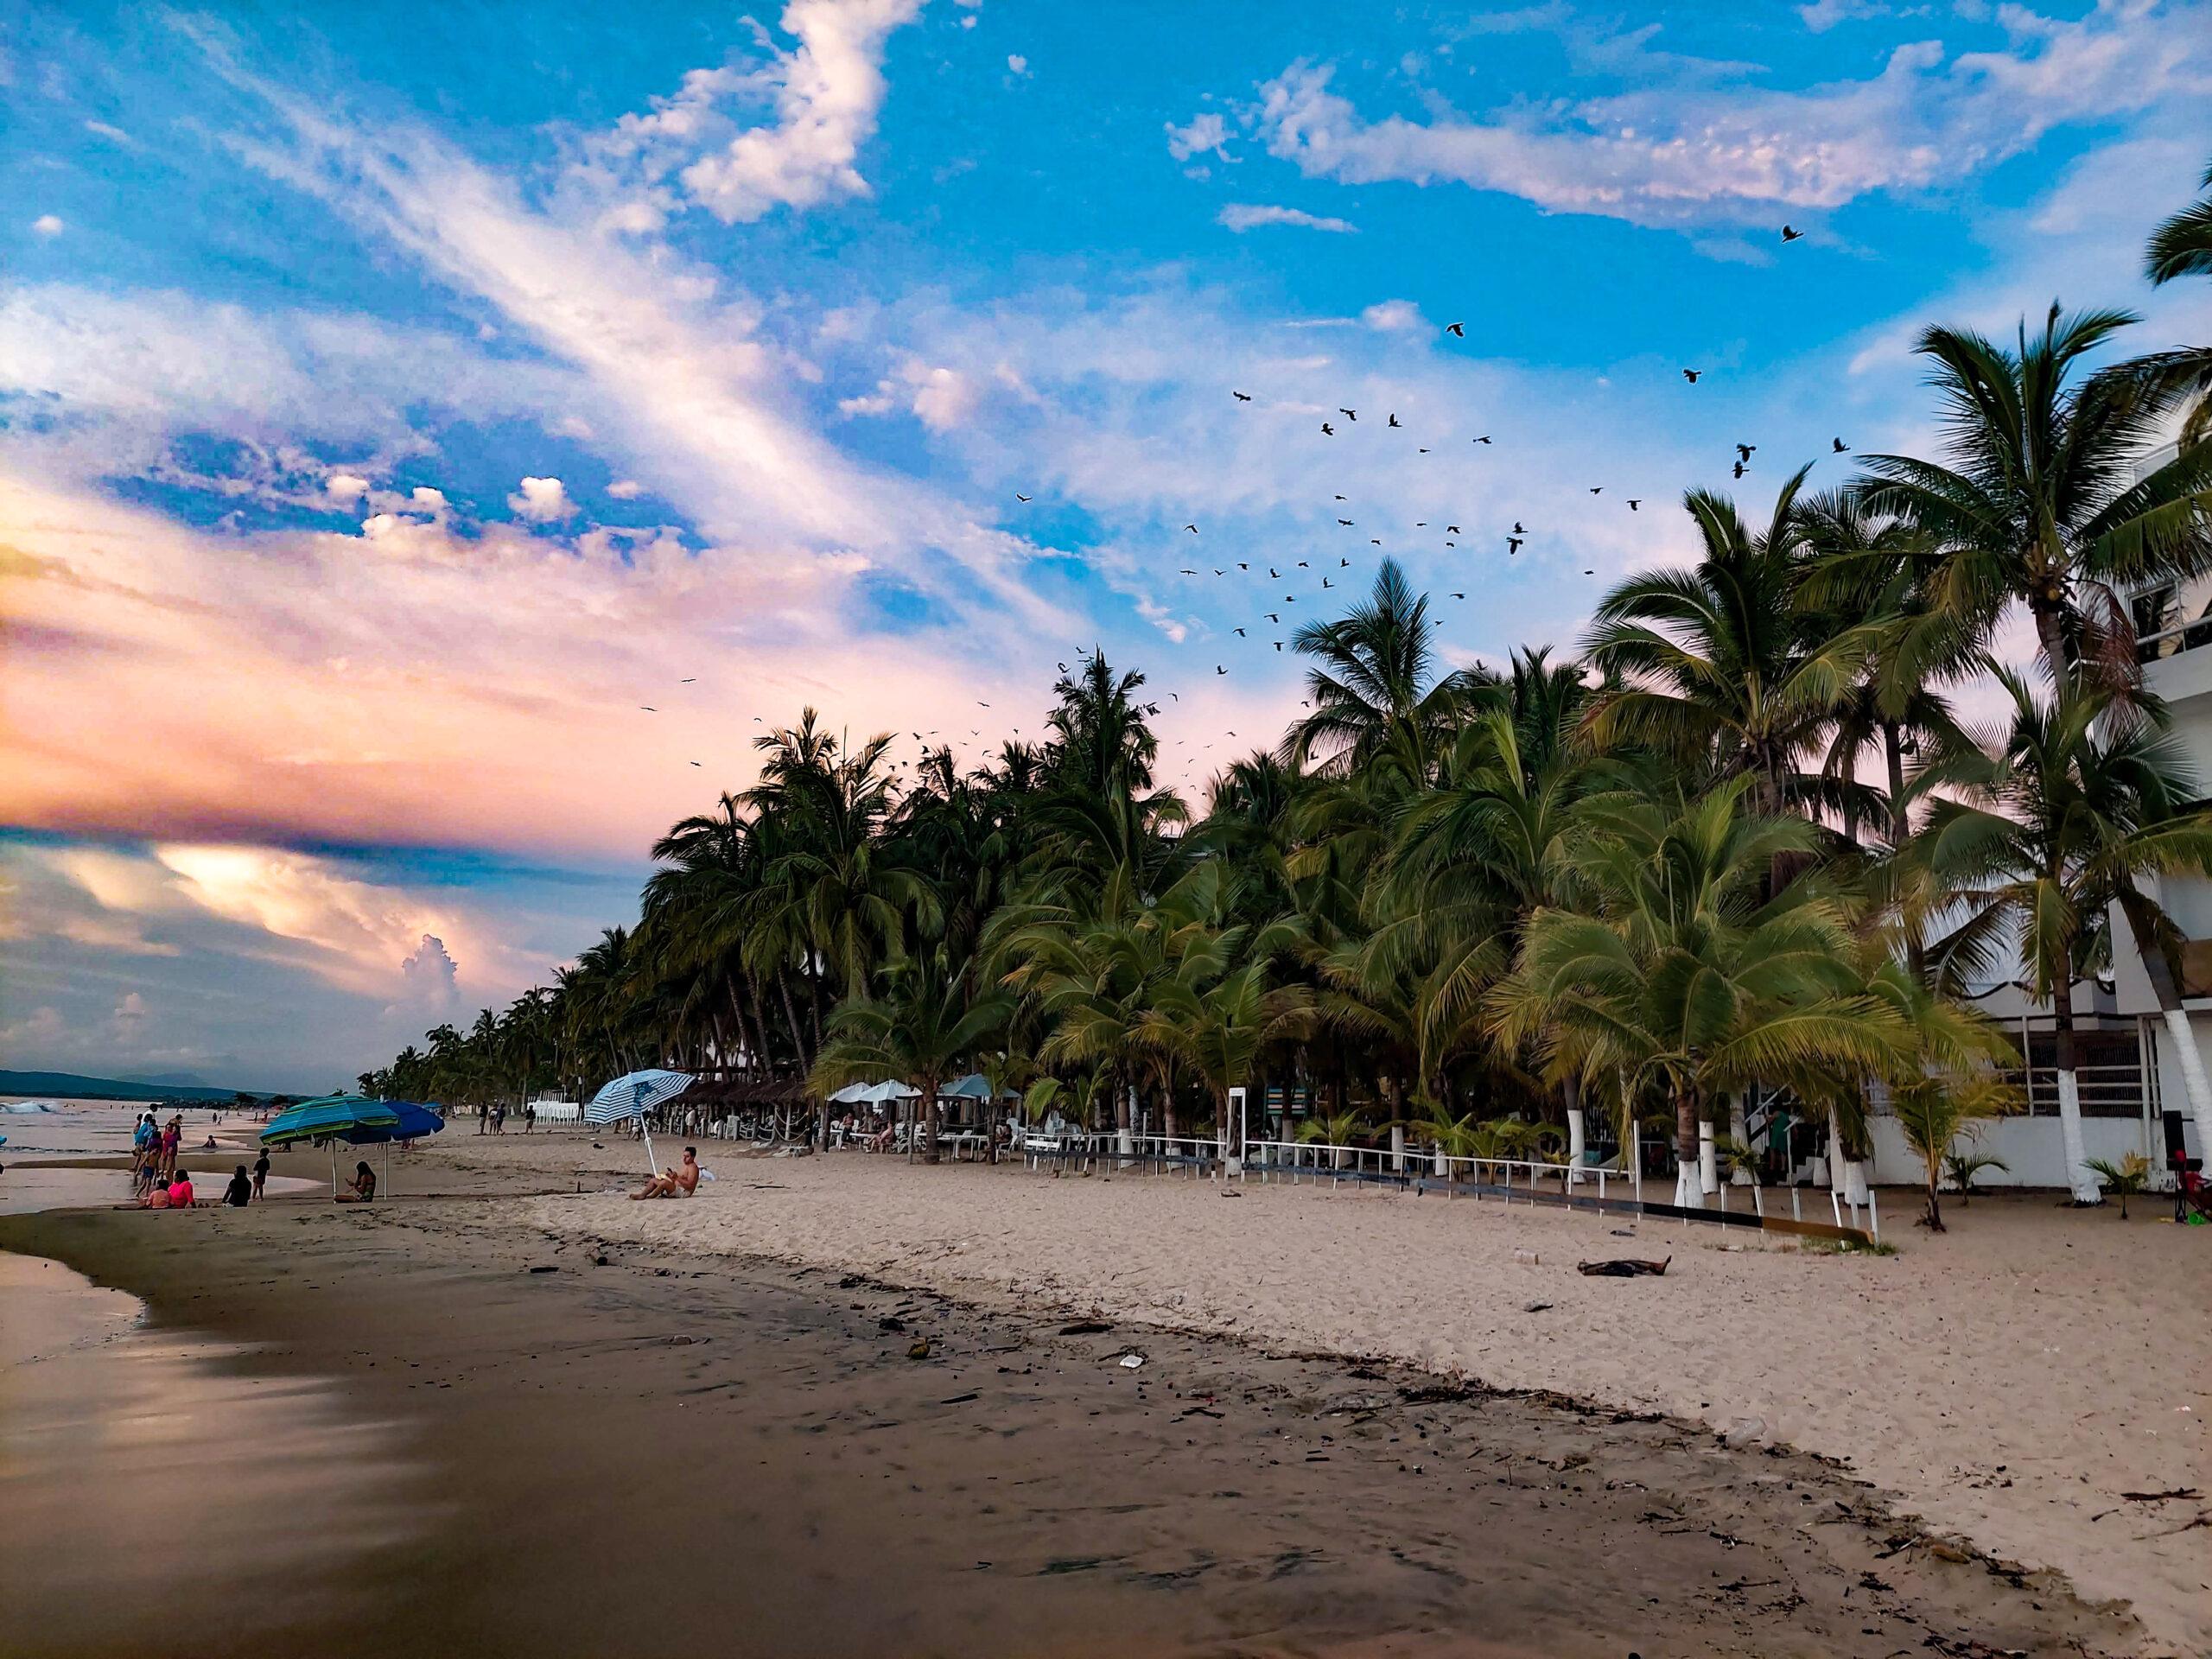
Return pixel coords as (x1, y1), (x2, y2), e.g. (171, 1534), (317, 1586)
(364, 167), (2212, 1229)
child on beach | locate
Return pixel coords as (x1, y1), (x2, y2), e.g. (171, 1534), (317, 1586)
(251, 1151), (270, 1199)
(222, 1166), (253, 1207)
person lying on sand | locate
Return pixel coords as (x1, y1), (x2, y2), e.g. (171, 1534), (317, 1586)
(334, 1161), (376, 1204)
(631, 1146), (702, 1199)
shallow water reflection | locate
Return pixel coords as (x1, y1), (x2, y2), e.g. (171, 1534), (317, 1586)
(0, 1253), (425, 1658)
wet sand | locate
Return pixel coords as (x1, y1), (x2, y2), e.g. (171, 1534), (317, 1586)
(0, 1195), (2145, 1659)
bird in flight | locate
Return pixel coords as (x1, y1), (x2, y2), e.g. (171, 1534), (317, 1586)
(1418, 447), (1429, 453)
(1232, 391), (1252, 402)
(1181, 568), (1197, 575)
(1781, 225), (1803, 242)
(1185, 524), (1198, 533)
(1832, 437), (1848, 453)
(690, 760), (702, 767)
(1274, 640), (1283, 652)
(680, 677), (695, 683)
(1507, 537), (1523, 555)
(978, 701), (990, 707)
(1334, 493), (1347, 500)
(1339, 408), (1357, 422)
(1015, 493), (1031, 502)
(1264, 612), (1280, 623)
(1472, 435), (1492, 444)
(1626, 499), (1641, 511)
(1736, 443), (1756, 464)
(1584, 567), (1596, 575)
(1269, 567), (1281, 579)
(1681, 368), (1700, 384)
(1512, 521), (1524, 534)
(1320, 422), (1334, 436)
(1589, 486), (1602, 495)
(1446, 524), (1460, 534)
(1388, 413), (1401, 429)
(1450, 591), (1465, 600)
(1369, 538), (1381, 546)
(1732, 461), (1746, 480)
(1323, 576), (1335, 588)
(1212, 568), (1225, 575)
(1446, 321), (1465, 337)
(1339, 557), (1350, 567)
(1297, 560), (1309, 568)
(1338, 518), (1353, 526)
(1237, 562), (1249, 570)
(1215, 665), (1227, 676)
(1234, 626), (1247, 637)
(640, 706), (656, 712)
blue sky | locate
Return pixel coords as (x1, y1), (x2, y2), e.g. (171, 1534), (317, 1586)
(3, 0), (2209, 1090)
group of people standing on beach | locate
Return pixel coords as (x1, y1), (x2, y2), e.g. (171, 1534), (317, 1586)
(130, 1110), (267, 1211)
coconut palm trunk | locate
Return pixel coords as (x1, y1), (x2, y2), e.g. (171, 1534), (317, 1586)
(2125, 920), (2212, 1134)
(1674, 1084), (1704, 1209)
(2049, 978), (2102, 1204)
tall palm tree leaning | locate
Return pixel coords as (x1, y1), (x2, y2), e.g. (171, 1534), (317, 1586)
(2145, 154), (2212, 446)
(1917, 672), (2212, 1201)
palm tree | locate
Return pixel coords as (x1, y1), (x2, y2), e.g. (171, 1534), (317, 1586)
(811, 950), (1010, 1164)
(1136, 931), (1313, 1160)
(1489, 777), (1894, 1208)
(2145, 154), (2212, 446)
(1584, 471), (1865, 816)
(1283, 558), (1491, 778)
(1856, 305), (2212, 690)
(1918, 671), (2212, 1199)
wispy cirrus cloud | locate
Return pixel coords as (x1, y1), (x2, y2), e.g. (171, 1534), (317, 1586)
(1217, 202), (1357, 234)
(1240, 0), (2212, 231)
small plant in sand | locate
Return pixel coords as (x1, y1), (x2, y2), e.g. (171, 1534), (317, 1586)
(2082, 1152), (2152, 1219)
(1942, 1147), (2008, 1205)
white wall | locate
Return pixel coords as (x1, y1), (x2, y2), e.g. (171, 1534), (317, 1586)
(1865, 1113), (2158, 1191)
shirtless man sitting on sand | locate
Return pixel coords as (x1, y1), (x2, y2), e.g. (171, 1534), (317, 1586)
(631, 1146), (701, 1200)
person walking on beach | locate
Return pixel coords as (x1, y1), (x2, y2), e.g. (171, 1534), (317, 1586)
(476, 1102), (487, 1135)
(491, 1103), (506, 1135)
(523, 1101), (536, 1135)
(251, 1150), (270, 1199)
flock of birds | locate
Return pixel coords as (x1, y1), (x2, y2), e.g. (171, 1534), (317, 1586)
(641, 228), (1841, 789)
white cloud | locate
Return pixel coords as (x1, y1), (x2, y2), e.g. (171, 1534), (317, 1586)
(1359, 299), (1425, 331)
(1165, 112), (1232, 162)
(1006, 54), (1029, 76)
(84, 119), (135, 146)
(905, 364), (979, 431)
(393, 932), (461, 1017)
(113, 990), (149, 1033)
(606, 478), (645, 499)
(506, 475), (575, 522)
(1247, 2), (2212, 230)
(325, 471), (370, 505)
(410, 486), (448, 511)
(1217, 202), (1357, 233)
(594, 0), (927, 226)
(3, 1006), (67, 1048)
(1798, 0), (1891, 29)
(30, 214), (63, 238)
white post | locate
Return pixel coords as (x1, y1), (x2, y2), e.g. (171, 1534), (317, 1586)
(1226, 1086), (1247, 1178)
(1699, 1120), (1719, 1197)
(1728, 1096), (1751, 1185)
(1121, 1085), (1136, 1164)
(1566, 1107), (1586, 1186)
(1389, 1123), (1405, 1175)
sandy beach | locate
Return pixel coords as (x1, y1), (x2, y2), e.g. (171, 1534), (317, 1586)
(439, 1134), (2212, 1652)
(3, 1114), (2205, 1656)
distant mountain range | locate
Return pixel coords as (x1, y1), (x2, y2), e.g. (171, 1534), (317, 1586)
(0, 1070), (270, 1104)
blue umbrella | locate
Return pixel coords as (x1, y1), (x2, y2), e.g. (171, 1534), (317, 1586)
(262, 1096), (403, 1197)
(339, 1101), (446, 1145)
(587, 1070), (696, 1177)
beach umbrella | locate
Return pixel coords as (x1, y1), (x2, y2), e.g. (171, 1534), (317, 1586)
(586, 1070), (696, 1177)
(829, 1080), (881, 1105)
(261, 1096), (402, 1196)
(338, 1100), (445, 1198)
(938, 1073), (1017, 1100)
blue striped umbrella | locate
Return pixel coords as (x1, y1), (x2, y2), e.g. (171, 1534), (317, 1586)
(587, 1070), (696, 1177)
